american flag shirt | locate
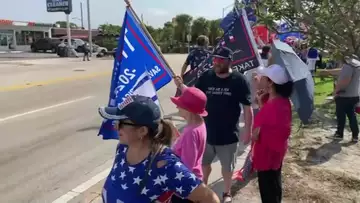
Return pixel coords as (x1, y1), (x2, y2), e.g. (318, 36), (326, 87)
(102, 144), (202, 203)
(185, 47), (211, 70)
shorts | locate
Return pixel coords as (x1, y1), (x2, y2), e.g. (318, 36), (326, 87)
(202, 142), (238, 172)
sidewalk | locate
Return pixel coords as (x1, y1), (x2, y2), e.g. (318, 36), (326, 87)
(68, 118), (260, 203)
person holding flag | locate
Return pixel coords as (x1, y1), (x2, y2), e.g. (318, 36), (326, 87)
(174, 46), (253, 203)
(180, 35), (211, 79)
(98, 95), (220, 203)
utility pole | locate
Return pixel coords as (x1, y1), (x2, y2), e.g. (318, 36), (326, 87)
(80, 2), (84, 29)
(87, 0), (92, 54)
(141, 14), (144, 24)
(66, 14), (72, 56)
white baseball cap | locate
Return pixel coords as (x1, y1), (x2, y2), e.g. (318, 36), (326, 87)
(257, 64), (290, 85)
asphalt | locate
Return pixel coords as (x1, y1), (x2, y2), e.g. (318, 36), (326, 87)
(0, 55), (186, 203)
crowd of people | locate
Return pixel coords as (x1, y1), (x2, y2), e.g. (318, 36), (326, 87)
(96, 34), (359, 203)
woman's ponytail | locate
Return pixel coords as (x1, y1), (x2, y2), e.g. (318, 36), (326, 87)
(151, 119), (177, 146)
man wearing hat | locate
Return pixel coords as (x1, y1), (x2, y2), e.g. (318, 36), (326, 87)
(174, 46), (253, 203)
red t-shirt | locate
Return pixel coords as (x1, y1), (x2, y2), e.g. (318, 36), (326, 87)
(252, 97), (292, 171)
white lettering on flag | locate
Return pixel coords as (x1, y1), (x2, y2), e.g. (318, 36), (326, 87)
(122, 28), (135, 58)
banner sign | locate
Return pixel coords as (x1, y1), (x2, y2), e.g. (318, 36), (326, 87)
(98, 7), (172, 140)
(219, 8), (262, 72)
(46, 0), (72, 14)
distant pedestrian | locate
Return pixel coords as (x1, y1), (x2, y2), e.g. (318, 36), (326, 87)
(82, 43), (90, 61)
(252, 64), (294, 203)
(332, 58), (360, 143)
(98, 95), (220, 203)
(170, 87), (208, 203)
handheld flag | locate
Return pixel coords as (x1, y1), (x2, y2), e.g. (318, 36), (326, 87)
(176, 6), (262, 96)
(98, 7), (172, 140)
(219, 7), (262, 72)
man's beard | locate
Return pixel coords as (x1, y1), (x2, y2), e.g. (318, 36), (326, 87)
(214, 65), (230, 74)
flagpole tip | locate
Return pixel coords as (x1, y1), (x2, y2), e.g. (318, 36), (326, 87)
(124, 0), (130, 7)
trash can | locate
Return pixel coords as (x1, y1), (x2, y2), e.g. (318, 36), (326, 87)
(57, 46), (69, 57)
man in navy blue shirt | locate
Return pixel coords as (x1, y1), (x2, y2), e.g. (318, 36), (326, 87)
(181, 35), (211, 78)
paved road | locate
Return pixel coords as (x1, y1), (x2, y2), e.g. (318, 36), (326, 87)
(0, 52), (58, 61)
(0, 55), (186, 203)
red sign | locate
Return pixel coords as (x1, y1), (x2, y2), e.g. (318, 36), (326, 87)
(252, 25), (269, 46)
(0, 19), (13, 25)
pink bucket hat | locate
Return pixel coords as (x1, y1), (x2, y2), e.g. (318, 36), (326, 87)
(171, 87), (208, 116)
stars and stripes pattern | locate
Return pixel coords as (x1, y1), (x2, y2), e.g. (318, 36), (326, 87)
(186, 47), (211, 70)
(102, 144), (201, 203)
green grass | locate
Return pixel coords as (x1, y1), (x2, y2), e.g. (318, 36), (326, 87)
(314, 77), (334, 105)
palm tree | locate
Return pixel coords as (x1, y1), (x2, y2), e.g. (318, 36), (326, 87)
(174, 14), (193, 44)
(209, 19), (223, 45)
(191, 17), (210, 43)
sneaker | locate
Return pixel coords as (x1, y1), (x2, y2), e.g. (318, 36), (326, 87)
(222, 192), (232, 203)
(351, 137), (358, 143)
(332, 133), (344, 140)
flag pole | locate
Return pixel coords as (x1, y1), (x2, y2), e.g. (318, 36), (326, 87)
(124, 0), (176, 77)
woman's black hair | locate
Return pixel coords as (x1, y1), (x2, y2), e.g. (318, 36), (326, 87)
(273, 81), (294, 98)
(260, 46), (271, 59)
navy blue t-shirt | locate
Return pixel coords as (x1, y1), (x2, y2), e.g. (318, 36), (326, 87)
(195, 70), (251, 145)
(185, 47), (211, 70)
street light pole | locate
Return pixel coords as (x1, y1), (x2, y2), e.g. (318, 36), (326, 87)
(87, 0), (92, 54)
(80, 2), (84, 29)
(66, 13), (72, 56)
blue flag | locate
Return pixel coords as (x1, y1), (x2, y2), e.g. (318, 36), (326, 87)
(98, 7), (172, 140)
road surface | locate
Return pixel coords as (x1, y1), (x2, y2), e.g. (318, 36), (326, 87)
(0, 55), (186, 203)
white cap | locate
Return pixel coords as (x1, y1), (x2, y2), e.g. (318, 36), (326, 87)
(257, 64), (289, 85)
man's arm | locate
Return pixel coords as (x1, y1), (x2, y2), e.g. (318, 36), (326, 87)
(181, 53), (192, 78)
(335, 65), (353, 93)
(243, 105), (254, 143)
(180, 63), (189, 78)
(238, 75), (254, 143)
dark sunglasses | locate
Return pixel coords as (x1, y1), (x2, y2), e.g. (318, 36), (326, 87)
(113, 120), (141, 130)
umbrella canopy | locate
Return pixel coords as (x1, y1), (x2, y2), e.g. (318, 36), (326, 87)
(271, 40), (315, 124)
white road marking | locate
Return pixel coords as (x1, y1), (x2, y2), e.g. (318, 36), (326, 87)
(52, 168), (111, 203)
(0, 96), (94, 123)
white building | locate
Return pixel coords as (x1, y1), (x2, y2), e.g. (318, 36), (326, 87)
(0, 19), (53, 52)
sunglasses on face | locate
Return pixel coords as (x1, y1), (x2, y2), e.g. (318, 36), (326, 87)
(213, 57), (228, 64)
(113, 120), (140, 130)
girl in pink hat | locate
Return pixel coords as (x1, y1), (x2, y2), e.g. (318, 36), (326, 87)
(170, 87), (208, 203)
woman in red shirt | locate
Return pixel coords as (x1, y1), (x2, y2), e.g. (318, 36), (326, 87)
(252, 64), (294, 203)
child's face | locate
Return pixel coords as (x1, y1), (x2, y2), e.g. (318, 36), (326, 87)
(177, 107), (190, 119)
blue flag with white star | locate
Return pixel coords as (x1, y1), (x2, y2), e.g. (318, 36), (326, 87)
(98, 7), (172, 140)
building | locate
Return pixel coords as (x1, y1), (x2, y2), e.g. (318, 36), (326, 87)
(51, 28), (99, 40)
(0, 19), (54, 52)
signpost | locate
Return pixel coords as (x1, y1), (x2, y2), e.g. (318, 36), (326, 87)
(187, 34), (191, 53)
(46, 0), (73, 56)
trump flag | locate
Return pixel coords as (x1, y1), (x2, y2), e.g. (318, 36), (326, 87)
(98, 7), (172, 140)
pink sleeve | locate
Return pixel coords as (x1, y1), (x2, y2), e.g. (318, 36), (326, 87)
(180, 131), (199, 169)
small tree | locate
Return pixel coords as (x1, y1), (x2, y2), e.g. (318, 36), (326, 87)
(255, 0), (360, 58)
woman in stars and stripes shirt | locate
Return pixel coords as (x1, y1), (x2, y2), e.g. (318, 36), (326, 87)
(98, 95), (220, 203)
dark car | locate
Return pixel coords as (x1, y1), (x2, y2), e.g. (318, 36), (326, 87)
(31, 38), (61, 53)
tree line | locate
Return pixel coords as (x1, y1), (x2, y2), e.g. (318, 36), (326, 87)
(56, 0), (360, 58)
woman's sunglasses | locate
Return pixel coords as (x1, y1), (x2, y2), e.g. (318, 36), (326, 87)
(113, 120), (140, 130)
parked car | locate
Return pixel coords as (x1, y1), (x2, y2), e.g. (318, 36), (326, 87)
(31, 38), (61, 53)
(63, 38), (85, 52)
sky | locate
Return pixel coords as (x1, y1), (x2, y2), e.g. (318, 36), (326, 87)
(0, 0), (235, 29)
